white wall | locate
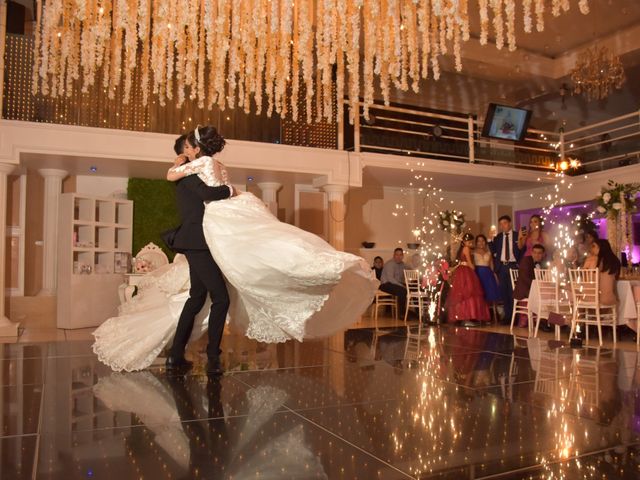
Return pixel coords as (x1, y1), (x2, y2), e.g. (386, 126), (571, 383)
(76, 175), (128, 198)
(344, 186), (485, 257)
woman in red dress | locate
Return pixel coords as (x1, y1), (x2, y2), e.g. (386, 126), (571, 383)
(447, 233), (491, 325)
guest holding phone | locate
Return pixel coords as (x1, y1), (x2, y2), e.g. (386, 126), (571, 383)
(518, 215), (549, 257)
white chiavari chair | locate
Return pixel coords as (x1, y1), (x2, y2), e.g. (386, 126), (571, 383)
(509, 269), (531, 334)
(533, 269), (572, 339)
(369, 291), (397, 360)
(568, 268), (617, 346)
(372, 290), (398, 331)
(404, 270), (429, 324)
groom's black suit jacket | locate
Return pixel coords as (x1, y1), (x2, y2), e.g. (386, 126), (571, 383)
(164, 174), (232, 252)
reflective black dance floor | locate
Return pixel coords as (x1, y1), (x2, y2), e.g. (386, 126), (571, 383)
(2, 326), (640, 479)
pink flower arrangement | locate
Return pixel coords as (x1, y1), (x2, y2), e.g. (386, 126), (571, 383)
(134, 258), (152, 273)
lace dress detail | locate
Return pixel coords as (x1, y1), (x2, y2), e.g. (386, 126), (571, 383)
(92, 255), (210, 372)
(169, 155), (228, 187)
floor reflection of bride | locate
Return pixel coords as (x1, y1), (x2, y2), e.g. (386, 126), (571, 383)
(93, 126), (378, 372)
(93, 372), (328, 479)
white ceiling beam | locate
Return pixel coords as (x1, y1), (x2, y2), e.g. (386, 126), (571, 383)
(457, 22), (640, 81)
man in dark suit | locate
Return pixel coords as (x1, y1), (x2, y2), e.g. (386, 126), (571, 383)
(164, 136), (234, 375)
(490, 215), (521, 324)
(513, 244), (545, 301)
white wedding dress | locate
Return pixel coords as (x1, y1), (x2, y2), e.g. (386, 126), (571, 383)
(93, 156), (378, 371)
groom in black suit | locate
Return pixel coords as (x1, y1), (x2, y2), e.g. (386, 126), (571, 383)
(164, 134), (233, 375)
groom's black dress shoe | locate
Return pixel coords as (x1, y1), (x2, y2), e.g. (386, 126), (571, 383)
(165, 356), (193, 372)
(206, 359), (224, 376)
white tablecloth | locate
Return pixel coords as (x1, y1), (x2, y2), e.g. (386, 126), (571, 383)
(528, 279), (640, 327)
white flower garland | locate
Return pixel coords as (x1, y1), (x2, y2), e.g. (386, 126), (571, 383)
(523, 0), (533, 33)
(491, 0), (504, 51)
(33, 0), (593, 124)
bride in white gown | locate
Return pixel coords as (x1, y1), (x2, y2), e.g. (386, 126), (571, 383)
(93, 133), (378, 372)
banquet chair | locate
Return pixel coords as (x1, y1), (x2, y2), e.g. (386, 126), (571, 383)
(403, 320), (425, 362)
(568, 268), (617, 346)
(532, 269), (572, 339)
(404, 270), (430, 324)
(533, 347), (564, 399)
(509, 269), (531, 334)
(372, 290), (398, 331)
(569, 346), (614, 409)
(369, 291), (398, 360)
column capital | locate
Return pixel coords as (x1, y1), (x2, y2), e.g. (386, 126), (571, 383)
(0, 163), (16, 175)
(38, 168), (69, 179)
(256, 182), (282, 192)
(322, 184), (349, 197)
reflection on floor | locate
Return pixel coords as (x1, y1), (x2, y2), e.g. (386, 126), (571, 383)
(1, 322), (639, 479)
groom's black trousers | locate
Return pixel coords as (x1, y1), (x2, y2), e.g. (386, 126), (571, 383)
(169, 249), (230, 361)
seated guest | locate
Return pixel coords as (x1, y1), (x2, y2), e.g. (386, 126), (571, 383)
(551, 249), (566, 276)
(513, 244), (546, 328)
(380, 248), (409, 314)
(565, 245), (580, 271)
(550, 246), (579, 279)
(582, 239), (620, 306)
(579, 230), (598, 266)
(371, 256), (384, 281)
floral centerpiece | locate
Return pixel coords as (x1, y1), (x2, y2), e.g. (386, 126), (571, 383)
(438, 210), (466, 234)
(596, 181), (640, 217)
(595, 181), (640, 257)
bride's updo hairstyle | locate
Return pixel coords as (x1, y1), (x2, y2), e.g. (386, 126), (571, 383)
(188, 125), (226, 157)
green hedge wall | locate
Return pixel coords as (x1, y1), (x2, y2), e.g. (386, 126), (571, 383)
(128, 178), (180, 261)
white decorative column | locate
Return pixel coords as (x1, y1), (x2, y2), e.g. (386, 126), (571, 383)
(38, 169), (68, 296)
(0, 163), (19, 336)
(322, 184), (349, 251)
(257, 182), (282, 217)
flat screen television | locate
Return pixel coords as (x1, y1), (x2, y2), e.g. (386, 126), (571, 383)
(481, 103), (532, 142)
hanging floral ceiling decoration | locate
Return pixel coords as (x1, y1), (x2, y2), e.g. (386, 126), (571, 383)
(33, 0), (591, 124)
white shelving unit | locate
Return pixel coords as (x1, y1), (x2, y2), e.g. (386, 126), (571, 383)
(57, 194), (133, 329)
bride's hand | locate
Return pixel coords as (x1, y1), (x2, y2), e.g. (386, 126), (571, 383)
(173, 154), (188, 167)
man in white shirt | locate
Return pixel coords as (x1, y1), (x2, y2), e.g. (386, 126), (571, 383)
(379, 248), (409, 315)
